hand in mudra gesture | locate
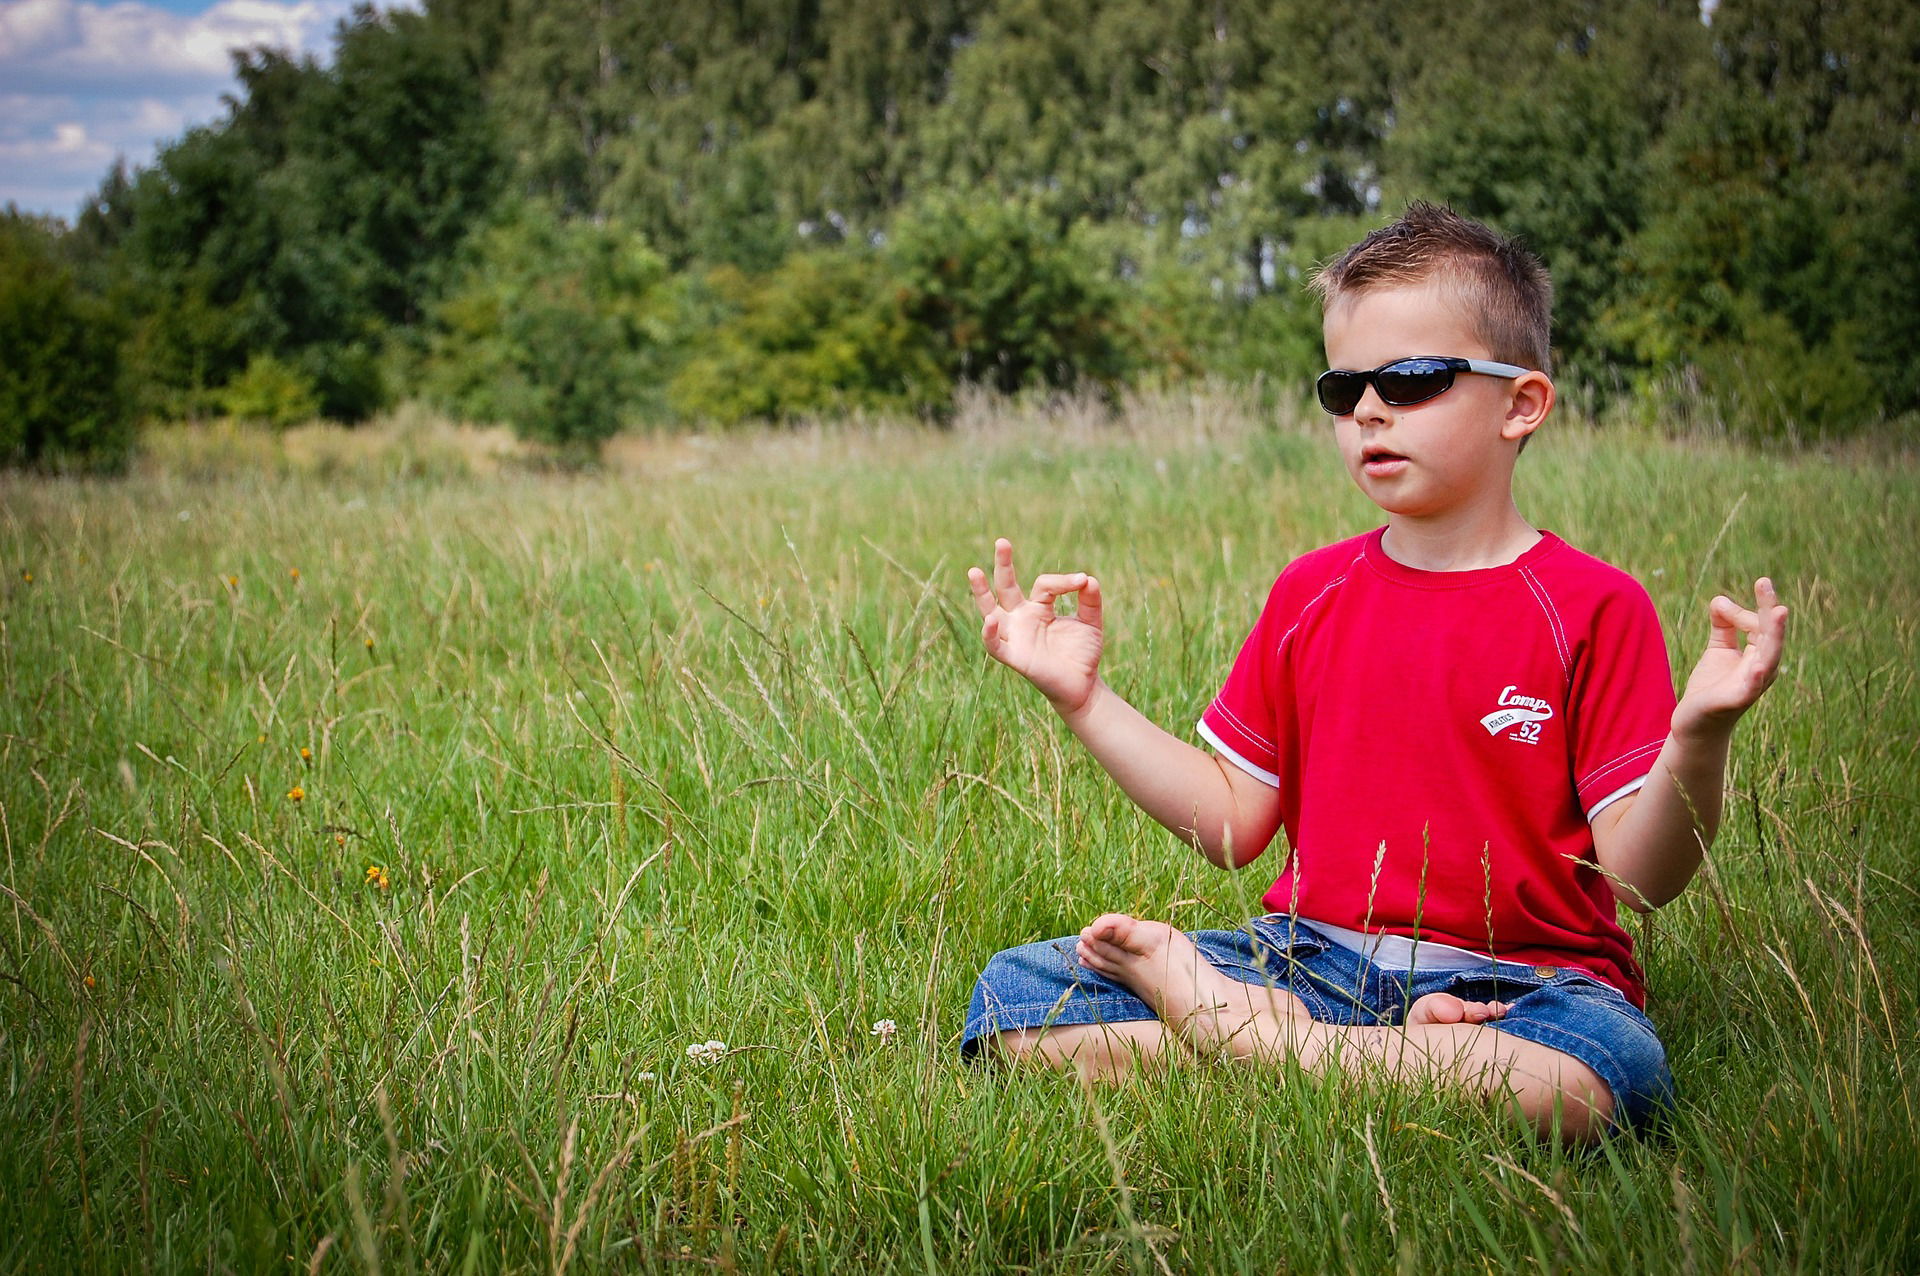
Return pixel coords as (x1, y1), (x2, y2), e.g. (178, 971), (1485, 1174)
(967, 538), (1104, 716)
(1675, 577), (1790, 735)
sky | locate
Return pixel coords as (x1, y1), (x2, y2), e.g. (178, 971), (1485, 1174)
(1, 0), (377, 220)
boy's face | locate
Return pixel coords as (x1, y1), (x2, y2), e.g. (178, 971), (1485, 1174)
(1321, 282), (1547, 524)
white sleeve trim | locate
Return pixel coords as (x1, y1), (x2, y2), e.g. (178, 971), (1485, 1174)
(1196, 720), (1281, 788)
(1585, 775), (1646, 822)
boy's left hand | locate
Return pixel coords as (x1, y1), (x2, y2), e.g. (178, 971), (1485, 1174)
(1674, 577), (1789, 737)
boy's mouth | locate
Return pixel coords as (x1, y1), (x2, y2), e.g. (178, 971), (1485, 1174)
(1361, 447), (1409, 470)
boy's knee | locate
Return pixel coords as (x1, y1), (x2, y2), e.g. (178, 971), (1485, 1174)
(1514, 1059), (1616, 1143)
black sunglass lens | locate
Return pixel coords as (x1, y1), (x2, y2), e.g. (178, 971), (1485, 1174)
(1374, 359), (1453, 406)
(1317, 372), (1365, 415)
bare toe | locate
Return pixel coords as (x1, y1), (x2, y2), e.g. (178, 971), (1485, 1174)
(1080, 912), (1137, 949)
(1407, 992), (1509, 1027)
(1406, 992), (1468, 1026)
(1081, 913), (1176, 961)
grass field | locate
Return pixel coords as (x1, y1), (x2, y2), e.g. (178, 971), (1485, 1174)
(2, 393), (1917, 1272)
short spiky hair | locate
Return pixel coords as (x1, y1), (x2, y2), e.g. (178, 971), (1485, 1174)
(1309, 201), (1553, 376)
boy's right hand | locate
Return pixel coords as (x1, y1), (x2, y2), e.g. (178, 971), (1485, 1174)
(967, 538), (1104, 717)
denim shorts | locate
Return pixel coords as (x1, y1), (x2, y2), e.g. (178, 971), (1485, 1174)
(961, 915), (1675, 1131)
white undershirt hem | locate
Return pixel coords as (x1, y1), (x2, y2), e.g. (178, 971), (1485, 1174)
(1584, 775), (1647, 822)
(1293, 918), (1498, 971)
(1195, 721), (1281, 787)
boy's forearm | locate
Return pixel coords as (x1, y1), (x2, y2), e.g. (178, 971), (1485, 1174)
(1598, 722), (1735, 910)
(1058, 679), (1274, 868)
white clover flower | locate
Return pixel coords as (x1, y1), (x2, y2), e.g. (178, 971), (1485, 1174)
(870, 1018), (899, 1045)
(636, 1071), (657, 1083)
(686, 1039), (728, 1065)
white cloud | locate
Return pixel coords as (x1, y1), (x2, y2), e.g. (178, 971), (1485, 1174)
(0, 0), (376, 219)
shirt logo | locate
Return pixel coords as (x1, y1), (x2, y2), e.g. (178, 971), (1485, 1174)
(1481, 685), (1553, 744)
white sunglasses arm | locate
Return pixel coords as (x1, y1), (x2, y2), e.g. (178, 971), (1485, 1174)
(1465, 358), (1533, 378)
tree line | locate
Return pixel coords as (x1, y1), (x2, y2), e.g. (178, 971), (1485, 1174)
(3, 0), (1915, 465)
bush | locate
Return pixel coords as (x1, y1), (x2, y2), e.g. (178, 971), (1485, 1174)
(220, 352), (322, 427)
(420, 202), (667, 448)
(1686, 307), (1882, 443)
(885, 195), (1131, 397)
(0, 214), (135, 467)
(668, 255), (945, 425)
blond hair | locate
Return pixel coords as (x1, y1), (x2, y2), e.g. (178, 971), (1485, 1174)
(1309, 202), (1553, 376)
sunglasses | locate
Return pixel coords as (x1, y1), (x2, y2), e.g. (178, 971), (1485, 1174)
(1315, 356), (1531, 415)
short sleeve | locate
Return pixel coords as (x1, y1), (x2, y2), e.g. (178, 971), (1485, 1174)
(1569, 579), (1676, 820)
(1197, 577), (1287, 787)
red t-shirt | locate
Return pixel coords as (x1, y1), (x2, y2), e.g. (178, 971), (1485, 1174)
(1197, 528), (1675, 1005)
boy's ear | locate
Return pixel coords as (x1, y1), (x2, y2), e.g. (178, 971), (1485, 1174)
(1502, 371), (1554, 445)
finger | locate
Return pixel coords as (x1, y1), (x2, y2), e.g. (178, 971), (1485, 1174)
(992, 537), (1024, 610)
(1757, 582), (1789, 648)
(980, 612), (1002, 651)
(1707, 595), (1760, 647)
(1753, 576), (1788, 637)
(1748, 578), (1790, 677)
(1028, 571), (1088, 609)
(966, 566), (996, 620)
(1078, 576), (1103, 631)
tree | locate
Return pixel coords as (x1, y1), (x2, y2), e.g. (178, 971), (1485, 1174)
(0, 214), (134, 467)
(1603, 0), (1920, 435)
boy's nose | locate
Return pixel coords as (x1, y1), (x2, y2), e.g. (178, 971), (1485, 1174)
(1350, 383), (1393, 425)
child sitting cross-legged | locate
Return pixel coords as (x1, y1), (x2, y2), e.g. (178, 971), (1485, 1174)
(960, 202), (1789, 1142)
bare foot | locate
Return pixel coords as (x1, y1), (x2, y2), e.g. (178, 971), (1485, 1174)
(1074, 914), (1306, 1053)
(1405, 992), (1509, 1027)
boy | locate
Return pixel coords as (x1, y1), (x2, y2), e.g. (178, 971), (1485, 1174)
(959, 202), (1788, 1141)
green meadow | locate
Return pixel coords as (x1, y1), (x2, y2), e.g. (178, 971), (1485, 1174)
(2, 395), (1916, 1272)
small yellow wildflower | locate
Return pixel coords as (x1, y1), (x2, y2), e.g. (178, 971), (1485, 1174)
(300, 746), (312, 762)
(336, 833), (346, 848)
(258, 733), (267, 744)
(20, 570), (31, 584)
(226, 574), (239, 588)
(287, 785), (305, 802)
(364, 864), (390, 891)
(83, 974), (96, 989)
(364, 637), (375, 652)
(289, 567), (300, 580)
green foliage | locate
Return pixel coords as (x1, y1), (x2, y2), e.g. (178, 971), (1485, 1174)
(887, 194), (1131, 396)
(45, 0), (1920, 440)
(118, 121), (280, 414)
(1854, 152), (1920, 417)
(219, 352), (323, 428)
(274, 8), (501, 334)
(420, 202), (668, 445)
(1385, 2), (1706, 381)
(1599, 0), (1918, 435)
(669, 254), (945, 424)
(0, 214), (134, 467)
(106, 9), (498, 423)
(1102, 217), (1354, 393)
(672, 197), (1139, 426)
